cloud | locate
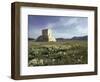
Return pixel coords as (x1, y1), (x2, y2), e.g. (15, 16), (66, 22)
(50, 17), (88, 38)
(44, 23), (54, 29)
(28, 16), (88, 39)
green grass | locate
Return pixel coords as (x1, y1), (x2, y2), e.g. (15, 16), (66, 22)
(28, 40), (88, 66)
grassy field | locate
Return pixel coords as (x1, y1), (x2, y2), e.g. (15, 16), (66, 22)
(28, 40), (88, 66)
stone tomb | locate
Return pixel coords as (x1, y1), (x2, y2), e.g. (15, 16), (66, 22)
(36, 29), (56, 42)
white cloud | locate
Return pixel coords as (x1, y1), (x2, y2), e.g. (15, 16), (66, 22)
(44, 23), (54, 29)
(76, 25), (88, 35)
(29, 16), (88, 39)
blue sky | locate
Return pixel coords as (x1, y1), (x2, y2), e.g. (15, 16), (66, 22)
(28, 15), (88, 39)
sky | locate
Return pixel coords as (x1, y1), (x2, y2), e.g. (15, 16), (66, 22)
(28, 15), (88, 39)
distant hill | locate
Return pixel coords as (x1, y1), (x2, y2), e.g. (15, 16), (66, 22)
(56, 36), (88, 41)
(28, 36), (88, 41)
(56, 38), (66, 41)
(71, 36), (88, 40)
(28, 38), (35, 41)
